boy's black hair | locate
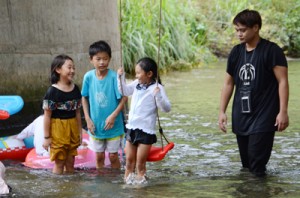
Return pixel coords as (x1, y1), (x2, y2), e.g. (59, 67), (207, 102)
(233, 9), (262, 29)
(137, 57), (162, 84)
(50, 54), (73, 84)
(89, 40), (112, 58)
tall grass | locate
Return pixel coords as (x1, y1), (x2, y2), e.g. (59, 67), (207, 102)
(192, 0), (300, 57)
(119, 0), (213, 74)
(119, 0), (300, 74)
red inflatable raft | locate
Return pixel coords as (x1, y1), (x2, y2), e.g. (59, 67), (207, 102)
(0, 136), (33, 161)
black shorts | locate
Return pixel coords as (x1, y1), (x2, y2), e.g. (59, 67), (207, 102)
(126, 128), (157, 145)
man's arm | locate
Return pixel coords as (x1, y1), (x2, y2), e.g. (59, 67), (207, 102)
(218, 73), (234, 133)
(273, 66), (289, 131)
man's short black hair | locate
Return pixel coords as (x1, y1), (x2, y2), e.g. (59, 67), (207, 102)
(233, 9), (262, 29)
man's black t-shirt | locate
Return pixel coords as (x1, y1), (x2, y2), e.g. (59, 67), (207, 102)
(227, 38), (287, 135)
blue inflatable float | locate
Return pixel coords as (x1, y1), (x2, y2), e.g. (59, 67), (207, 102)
(0, 95), (24, 120)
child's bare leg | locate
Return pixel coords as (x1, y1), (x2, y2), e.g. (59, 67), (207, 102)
(53, 159), (65, 174)
(136, 144), (151, 179)
(65, 154), (75, 174)
(96, 152), (105, 169)
(124, 141), (137, 179)
(109, 153), (120, 168)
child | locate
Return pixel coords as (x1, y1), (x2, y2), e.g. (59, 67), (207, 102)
(0, 162), (11, 195)
(81, 40), (127, 169)
(42, 54), (82, 174)
(118, 57), (171, 184)
(17, 115), (49, 156)
(17, 114), (87, 157)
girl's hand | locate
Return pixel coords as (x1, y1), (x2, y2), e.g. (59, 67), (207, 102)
(104, 115), (116, 130)
(153, 87), (161, 96)
(43, 138), (52, 151)
(117, 68), (124, 76)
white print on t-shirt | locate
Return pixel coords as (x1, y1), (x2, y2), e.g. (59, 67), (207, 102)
(239, 63), (255, 86)
(96, 92), (108, 108)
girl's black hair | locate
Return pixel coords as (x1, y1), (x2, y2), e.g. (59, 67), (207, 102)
(50, 54), (73, 84)
(137, 57), (162, 84)
(233, 9), (262, 29)
(89, 40), (112, 58)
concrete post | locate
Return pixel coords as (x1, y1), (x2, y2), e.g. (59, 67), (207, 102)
(0, 0), (121, 101)
(0, 0), (121, 134)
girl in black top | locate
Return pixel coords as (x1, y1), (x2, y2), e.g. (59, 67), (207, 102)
(42, 54), (82, 174)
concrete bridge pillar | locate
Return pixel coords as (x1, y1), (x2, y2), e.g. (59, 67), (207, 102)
(0, 0), (121, 100)
(0, 0), (121, 134)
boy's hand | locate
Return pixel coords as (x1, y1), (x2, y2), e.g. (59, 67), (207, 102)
(87, 119), (96, 135)
(104, 115), (116, 130)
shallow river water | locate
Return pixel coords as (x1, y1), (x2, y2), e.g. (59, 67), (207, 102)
(2, 61), (300, 197)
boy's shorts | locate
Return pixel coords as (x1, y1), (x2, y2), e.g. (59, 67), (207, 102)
(88, 135), (124, 153)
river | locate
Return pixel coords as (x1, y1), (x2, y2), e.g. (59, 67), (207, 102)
(2, 60), (300, 197)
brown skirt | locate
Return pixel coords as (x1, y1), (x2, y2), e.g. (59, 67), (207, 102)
(49, 117), (80, 161)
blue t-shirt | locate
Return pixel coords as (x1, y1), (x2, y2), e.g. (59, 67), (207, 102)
(81, 69), (124, 139)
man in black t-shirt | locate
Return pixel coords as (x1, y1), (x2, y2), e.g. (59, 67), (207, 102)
(218, 9), (289, 177)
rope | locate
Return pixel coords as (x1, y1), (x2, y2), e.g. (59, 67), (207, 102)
(118, 0), (128, 123)
(155, 0), (170, 150)
(155, 98), (170, 146)
(119, 0), (123, 68)
(156, 0), (162, 86)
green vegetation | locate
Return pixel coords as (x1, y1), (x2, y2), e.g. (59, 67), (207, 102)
(120, 0), (215, 74)
(195, 0), (300, 58)
(120, 0), (300, 74)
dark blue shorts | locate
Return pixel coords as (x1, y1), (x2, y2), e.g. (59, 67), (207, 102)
(126, 128), (157, 145)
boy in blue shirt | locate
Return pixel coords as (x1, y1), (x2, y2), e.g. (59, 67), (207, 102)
(81, 40), (127, 169)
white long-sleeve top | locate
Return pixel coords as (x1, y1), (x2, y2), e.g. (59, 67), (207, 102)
(118, 75), (171, 135)
(16, 115), (49, 156)
(0, 162), (9, 194)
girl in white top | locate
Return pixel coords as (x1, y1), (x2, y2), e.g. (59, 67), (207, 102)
(0, 162), (10, 195)
(118, 57), (171, 184)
